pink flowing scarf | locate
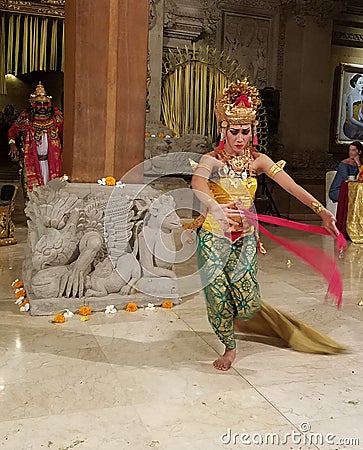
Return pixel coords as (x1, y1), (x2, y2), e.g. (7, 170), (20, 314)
(237, 212), (347, 309)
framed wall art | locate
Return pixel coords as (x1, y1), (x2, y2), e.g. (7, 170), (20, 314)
(332, 62), (363, 145)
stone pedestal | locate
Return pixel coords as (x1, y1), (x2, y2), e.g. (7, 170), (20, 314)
(23, 180), (184, 315)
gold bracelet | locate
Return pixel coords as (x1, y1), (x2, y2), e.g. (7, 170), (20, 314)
(182, 214), (206, 230)
(268, 160), (286, 178)
(311, 200), (324, 215)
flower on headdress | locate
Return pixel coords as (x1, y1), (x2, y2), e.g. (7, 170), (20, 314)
(53, 313), (66, 323)
(145, 303), (156, 311)
(105, 176), (116, 186)
(60, 174), (69, 182)
(116, 180), (126, 188)
(105, 304), (117, 314)
(158, 133), (165, 138)
(234, 95), (251, 108)
(126, 302), (138, 312)
(78, 306), (92, 316)
(162, 300), (173, 309)
(98, 177), (106, 185)
(145, 132), (151, 137)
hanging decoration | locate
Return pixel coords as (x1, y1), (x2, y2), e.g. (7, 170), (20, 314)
(0, 12), (64, 93)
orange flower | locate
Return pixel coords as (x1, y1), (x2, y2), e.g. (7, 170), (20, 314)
(125, 302), (138, 312)
(53, 313), (65, 323)
(162, 300), (173, 309)
(19, 299), (29, 308)
(158, 132), (165, 138)
(13, 281), (24, 289)
(105, 176), (116, 186)
(145, 132), (151, 137)
(15, 289), (26, 299)
(78, 306), (92, 316)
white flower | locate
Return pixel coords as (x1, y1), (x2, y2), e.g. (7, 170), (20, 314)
(151, 134), (156, 138)
(97, 178), (106, 185)
(63, 309), (74, 318)
(15, 288), (24, 294)
(11, 278), (20, 287)
(20, 302), (30, 312)
(15, 297), (24, 305)
(165, 135), (171, 138)
(105, 305), (117, 314)
(145, 303), (156, 311)
(116, 180), (126, 188)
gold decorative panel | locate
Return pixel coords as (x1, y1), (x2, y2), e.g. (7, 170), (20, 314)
(0, 1), (64, 18)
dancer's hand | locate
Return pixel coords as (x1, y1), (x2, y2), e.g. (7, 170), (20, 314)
(320, 209), (339, 237)
(209, 201), (244, 229)
(9, 143), (19, 160)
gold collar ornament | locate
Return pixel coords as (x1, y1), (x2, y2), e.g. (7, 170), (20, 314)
(219, 148), (255, 184)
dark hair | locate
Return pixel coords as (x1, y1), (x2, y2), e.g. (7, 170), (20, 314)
(350, 141), (363, 153)
(349, 73), (363, 88)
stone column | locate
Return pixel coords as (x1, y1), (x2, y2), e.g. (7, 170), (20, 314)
(63, 0), (149, 182)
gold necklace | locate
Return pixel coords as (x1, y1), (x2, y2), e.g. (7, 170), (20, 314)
(221, 147), (253, 174)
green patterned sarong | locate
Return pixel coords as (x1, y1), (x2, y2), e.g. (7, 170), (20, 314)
(197, 228), (261, 350)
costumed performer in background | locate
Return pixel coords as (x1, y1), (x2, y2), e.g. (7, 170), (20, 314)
(8, 82), (63, 193)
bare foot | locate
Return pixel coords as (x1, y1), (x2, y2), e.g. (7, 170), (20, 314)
(213, 349), (236, 371)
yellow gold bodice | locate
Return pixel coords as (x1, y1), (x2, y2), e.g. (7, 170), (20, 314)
(202, 176), (258, 236)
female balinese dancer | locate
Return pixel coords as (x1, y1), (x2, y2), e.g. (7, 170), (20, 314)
(191, 79), (345, 371)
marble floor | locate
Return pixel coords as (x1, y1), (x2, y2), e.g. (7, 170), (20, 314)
(0, 225), (362, 450)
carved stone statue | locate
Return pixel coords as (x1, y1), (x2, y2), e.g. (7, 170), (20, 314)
(85, 256), (141, 297)
(135, 195), (181, 299)
(24, 180), (183, 314)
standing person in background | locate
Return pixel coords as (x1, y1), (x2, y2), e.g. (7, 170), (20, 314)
(8, 82), (63, 193)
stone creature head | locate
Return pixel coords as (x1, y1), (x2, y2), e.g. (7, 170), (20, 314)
(145, 195), (181, 231)
(91, 259), (114, 278)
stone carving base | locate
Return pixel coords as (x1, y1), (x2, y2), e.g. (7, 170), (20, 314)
(29, 293), (181, 316)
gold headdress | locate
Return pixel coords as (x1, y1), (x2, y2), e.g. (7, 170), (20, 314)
(29, 81), (52, 103)
(214, 78), (260, 127)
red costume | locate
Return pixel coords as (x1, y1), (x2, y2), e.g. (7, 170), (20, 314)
(7, 82), (63, 192)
